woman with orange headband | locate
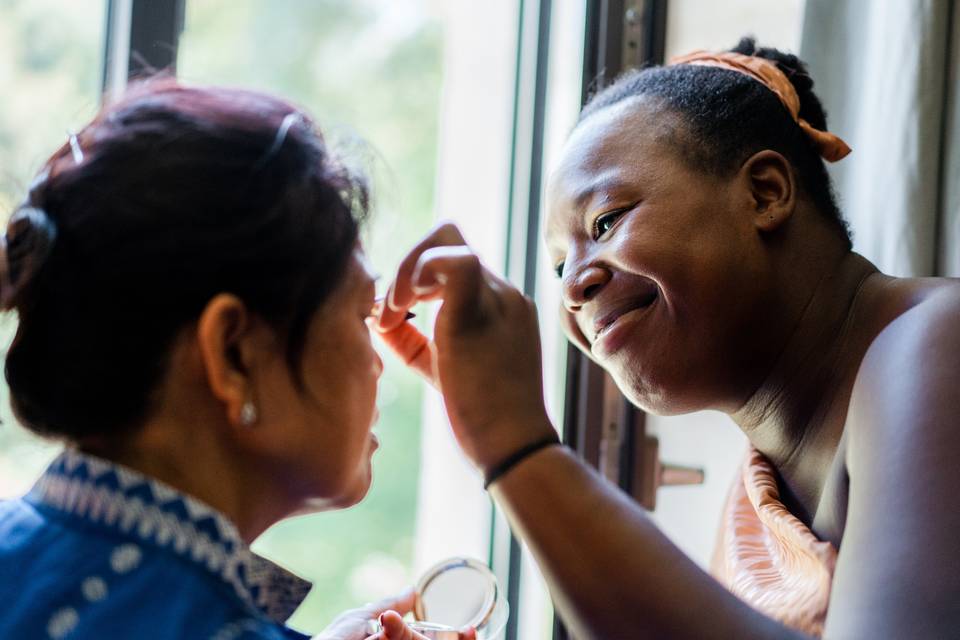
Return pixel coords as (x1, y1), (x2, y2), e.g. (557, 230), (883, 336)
(377, 38), (960, 638)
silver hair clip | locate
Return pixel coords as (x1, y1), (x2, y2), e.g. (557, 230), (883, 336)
(268, 112), (303, 156)
(253, 112), (305, 170)
(68, 132), (84, 164)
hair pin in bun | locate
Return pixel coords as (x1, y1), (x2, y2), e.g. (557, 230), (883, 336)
(254, 111), (305, 169)
(0, 206), (58, 310)
(68, 132), (85, 164)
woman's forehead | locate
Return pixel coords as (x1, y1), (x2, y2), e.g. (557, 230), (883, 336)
(331, 247), (377, 300)
(551, 100), (672, 191)
(546, 103), (664, 226)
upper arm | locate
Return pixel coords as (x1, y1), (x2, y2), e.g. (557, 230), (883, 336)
(825, 292), (960, 638)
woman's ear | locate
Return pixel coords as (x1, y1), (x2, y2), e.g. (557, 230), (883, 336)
(196, 294), (257, 428)
(740, 150), (795, 232)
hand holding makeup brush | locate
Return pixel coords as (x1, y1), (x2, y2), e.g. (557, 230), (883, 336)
(373, 222), (558, 476)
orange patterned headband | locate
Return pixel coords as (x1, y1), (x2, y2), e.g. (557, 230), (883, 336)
(669, 50), (851, 162)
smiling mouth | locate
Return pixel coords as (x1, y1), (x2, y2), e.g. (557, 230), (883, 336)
(593, 290), (659, 341)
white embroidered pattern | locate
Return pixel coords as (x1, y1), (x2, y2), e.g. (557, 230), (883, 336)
(47, 607), (79, 639)
(29, 449), (311, 624)
(81, 576), (108, 602)
(110, 544), (142, 574)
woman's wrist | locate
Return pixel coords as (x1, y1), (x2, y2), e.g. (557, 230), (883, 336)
(482, 431), (562, 490)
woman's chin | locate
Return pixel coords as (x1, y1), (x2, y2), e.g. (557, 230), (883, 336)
(614, 373), (688, 416)
(329, 467), (375, 509)
(289, 467), (374, 516)
(343, 471), (374, 507)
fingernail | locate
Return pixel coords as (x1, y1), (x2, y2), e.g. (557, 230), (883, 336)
(387, 286), (402, 311)
(412, 282), (440, 296)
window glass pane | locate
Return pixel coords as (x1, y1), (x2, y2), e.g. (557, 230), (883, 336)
(0, 0), (106, 497)
(664, 0), (805, 59)
(178, 2), (518, 633)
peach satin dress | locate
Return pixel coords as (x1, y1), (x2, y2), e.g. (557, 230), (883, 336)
(712, 449), (838, 638)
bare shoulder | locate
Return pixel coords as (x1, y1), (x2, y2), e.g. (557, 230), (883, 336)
(847, 276), (960, 453)
(826, 277), (960, 637)
(865, 274), (960, 358)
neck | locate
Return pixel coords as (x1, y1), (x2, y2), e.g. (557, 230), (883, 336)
(731, 248), (878, 519)
(84, 414), (291, 544)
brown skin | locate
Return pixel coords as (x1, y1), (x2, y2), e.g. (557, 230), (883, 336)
(378, 98), (960, 638)
(83, 248), (455, 640)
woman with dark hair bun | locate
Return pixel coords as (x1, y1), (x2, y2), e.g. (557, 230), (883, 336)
(0, 80), (468, 640)
(376, 38), (960, 638)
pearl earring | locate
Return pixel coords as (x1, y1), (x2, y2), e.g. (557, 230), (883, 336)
(239, 401), (258, 427)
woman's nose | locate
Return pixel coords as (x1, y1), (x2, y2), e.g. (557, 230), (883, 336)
(561, 263), (610, 310)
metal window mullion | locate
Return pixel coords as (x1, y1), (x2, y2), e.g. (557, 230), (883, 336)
(102, 0), (184, 96)
(127, 0), (185, 79)
(494, 1), (553, 639)
(102, 0), (133, 97)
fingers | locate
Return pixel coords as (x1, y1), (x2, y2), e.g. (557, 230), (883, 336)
(410, 246), (488, 328)
(366, 588), (416, 618)
(379, 222), (467, 331)
(378, 611), (422, 640)
(367, 610), (471, 640)
(374, 321), (438, 385)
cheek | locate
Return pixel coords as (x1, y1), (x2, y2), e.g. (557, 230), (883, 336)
(630, 202), (756, 316)
(307, 328), (379, 421)
(605, 223), (767, 411)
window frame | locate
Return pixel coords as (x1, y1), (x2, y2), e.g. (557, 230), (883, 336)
(495, 0), (554, 638)
(553, 1), (666, 637)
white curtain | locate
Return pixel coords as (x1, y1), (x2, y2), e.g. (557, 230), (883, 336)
(801, 0), (960, 277)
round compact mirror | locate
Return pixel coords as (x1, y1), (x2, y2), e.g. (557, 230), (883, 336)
(410, 557), (508, 640)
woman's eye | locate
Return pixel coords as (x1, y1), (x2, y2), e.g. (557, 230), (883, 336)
(592, 206), (631, 239)
(554, 261), (565, 278)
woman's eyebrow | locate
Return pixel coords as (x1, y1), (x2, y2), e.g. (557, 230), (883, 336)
(572, 176), (632, 210)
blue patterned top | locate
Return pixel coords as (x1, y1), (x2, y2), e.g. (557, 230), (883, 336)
(0, 449), (313, 639)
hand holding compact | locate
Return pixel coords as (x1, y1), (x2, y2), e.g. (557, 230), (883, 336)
(370, 611), (475, 640)
(316, 590), (415, 640)
(374, 222), (557, 475)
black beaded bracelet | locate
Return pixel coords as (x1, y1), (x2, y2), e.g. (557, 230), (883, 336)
(483, 434), (562, 490)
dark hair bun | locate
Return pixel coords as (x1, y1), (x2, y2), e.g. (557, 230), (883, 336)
(729, 36), (828, 131)
(0, 206), (58, 310)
